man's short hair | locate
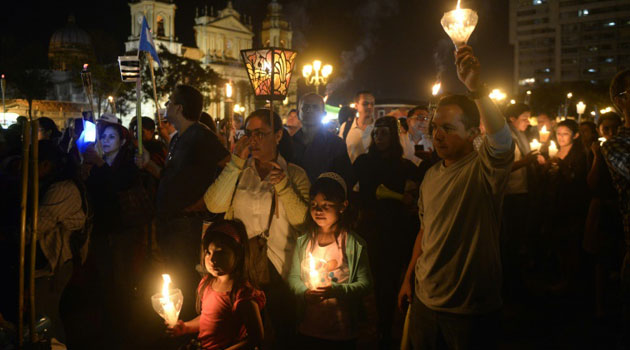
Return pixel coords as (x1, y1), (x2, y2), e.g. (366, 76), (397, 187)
(437, 95), (480, 130)
(610, 69), (630, 102)
(504, 103), (531, 121)
(289, 109), (298, 114)
(299, 93), (324, 109)
(597, 111), (622, 128)
(354, 90), (374, 102)
(173, 84), (203, 121)
(407, 105), (429, 119)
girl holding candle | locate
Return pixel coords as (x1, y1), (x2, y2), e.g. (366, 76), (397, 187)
(288, 173), (373, 349)
(167, 220), (265, 350)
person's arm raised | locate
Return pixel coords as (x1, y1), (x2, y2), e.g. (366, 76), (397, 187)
(455, 46), (506, 135)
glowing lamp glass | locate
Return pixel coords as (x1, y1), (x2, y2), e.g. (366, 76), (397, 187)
(576, 101), (586, 115)
(151, 274), (183, 327)
(441, 1), (478, 48)
(241, 47), (297, 101)
(321, 64), (333, 78)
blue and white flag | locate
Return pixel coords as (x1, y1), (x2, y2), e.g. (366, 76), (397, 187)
(139, 16), (161, 67)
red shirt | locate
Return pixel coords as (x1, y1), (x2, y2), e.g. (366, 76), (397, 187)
(197, 277), (265, 350)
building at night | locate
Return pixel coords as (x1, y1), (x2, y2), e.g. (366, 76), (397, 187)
(125, 0), (296, 119)
(509, 0), (630, 92)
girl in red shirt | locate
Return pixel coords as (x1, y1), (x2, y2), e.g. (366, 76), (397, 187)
(167, 220), (265, 350)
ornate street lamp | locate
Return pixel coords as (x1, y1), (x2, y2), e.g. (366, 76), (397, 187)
(240, 47), (298, 131)
(441, 0), (478, 49)
(302, 60), (333, 94)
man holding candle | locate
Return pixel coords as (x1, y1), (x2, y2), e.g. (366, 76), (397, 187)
(603, 69), (630, 346)
(398, 45), (514, 349)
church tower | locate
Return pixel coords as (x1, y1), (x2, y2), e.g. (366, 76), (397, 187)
(125, 0), (182, 55)
(261, 0), (292, 48)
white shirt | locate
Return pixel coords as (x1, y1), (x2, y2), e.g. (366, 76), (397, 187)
(338, 117), (374, 163)
(232, 155), (297, 278)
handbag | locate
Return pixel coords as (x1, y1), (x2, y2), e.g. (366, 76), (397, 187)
(247, 191), (276, 286)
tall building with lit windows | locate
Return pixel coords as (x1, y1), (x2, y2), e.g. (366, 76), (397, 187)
(509, 0), (630, 92)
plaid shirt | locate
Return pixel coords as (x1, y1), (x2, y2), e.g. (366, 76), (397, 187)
(602, 126), (630, 245)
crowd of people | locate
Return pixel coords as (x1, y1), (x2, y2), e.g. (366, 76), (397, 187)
(0, 46), (629, 350)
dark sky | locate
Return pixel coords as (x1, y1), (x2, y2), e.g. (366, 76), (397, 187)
(1, 0), (512, 106)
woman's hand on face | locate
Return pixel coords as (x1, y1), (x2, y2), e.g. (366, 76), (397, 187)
(233, 135), (251, 159)
(267, 161), (286, 185)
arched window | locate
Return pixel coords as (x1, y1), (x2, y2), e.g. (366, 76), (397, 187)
(156, 15), (165, 37)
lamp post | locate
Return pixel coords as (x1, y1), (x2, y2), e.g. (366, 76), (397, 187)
(441, 0), (478, 49)
(576, 101), (586, 123)
(225, 82), (233, 150)
(302, 60), (332, 95)
(241, 47), (298, 134)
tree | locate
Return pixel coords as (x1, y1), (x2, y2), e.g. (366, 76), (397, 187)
(120, 46), (225, 117)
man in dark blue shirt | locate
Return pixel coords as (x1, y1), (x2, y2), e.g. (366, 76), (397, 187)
(290, 93), (355, 187)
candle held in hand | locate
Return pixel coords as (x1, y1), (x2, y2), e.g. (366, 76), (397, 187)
(151, 274), (184, 327)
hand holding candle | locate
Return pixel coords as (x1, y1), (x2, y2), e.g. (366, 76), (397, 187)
(302, 252), (330, 290)
(151, 274), (184, 327)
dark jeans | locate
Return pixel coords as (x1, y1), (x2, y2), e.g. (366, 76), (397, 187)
(156, 216), (204, 321)
(409, 297), (499, 350)
(261, 258), (297, 350)
(501, 193), (530, 298)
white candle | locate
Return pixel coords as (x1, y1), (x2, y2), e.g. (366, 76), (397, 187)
(308, 252), (320, 290)
(548, 141), (558, 158)
(539, 125), (550, 143)
(161, 274), (178, 327)
(529, 139), (541, 152)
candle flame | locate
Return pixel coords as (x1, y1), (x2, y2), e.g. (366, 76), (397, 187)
(323, 95), (329, 103)
(225, 82), (233, 98)
(162, 274), (171, 298)
(1, 74), (4, 79)
(432, 82), (441, 96)
(83, 64), (88, 70)
(456, 0), (461, 10)
(541, 125), (547, 133)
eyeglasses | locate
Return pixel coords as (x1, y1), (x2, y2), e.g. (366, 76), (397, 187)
(617, 89), (629, 98)
(244, 129), (272, 140)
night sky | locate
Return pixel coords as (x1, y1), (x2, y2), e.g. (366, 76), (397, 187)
(1, 0), (512, 105)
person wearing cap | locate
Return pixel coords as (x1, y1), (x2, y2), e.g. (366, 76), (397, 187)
(291, 93), (355, 187)
(398, 46), (514, 348)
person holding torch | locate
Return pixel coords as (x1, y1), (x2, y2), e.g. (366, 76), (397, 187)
(398, 45), (514, 349)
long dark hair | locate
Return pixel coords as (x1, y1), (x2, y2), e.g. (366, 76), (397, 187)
(368, 116), (403, 159)
(196, 219), (253, 314)
(98, 123), (134, 170)
(303, 177), (354, 249)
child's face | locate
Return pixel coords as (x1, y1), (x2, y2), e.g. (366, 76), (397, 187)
(204, 242), (236, 277)
(310, 193), (347, 229)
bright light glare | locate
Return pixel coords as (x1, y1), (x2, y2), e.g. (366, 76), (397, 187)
(302, 65), (312, 78)
(321, 65), (333, 78)
(313, 60), (322, 72)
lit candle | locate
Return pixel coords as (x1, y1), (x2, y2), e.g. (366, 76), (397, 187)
(160, 274), (179, 327)
(432, 82), (441, 96)
(548, 141), (558, 158)
(539, 125), (550, 143)
(441, 0), (479, 48)
(308, 252), (320, 290)
(529, 139), (541, 152)
(598, 137), (606, 146)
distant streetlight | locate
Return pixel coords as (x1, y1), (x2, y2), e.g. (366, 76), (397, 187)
(303, 60), (333, 94)
(107, 95), (117, 114)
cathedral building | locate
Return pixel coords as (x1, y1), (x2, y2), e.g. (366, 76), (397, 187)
(125, 0), (296, 120)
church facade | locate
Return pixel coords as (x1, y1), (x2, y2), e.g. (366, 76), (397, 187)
(125, 0), (296, 121)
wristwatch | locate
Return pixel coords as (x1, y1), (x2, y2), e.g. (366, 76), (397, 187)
(467, 84), (489, 100)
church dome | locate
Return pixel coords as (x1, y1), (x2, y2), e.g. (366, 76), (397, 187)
(48, 15), (94, 71)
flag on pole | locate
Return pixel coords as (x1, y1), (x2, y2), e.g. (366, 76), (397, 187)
(139, 16), (161, 67)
